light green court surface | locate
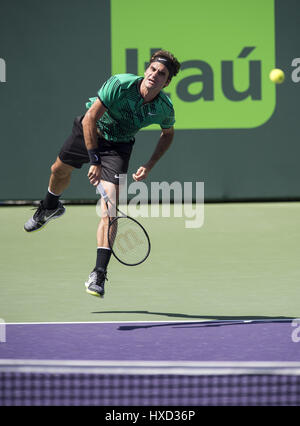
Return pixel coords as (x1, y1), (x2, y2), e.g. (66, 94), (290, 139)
(1, 203), (300, 323)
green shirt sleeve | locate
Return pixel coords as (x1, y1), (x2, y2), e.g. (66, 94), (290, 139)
(160, 109), (175, 129)
(98, 75), (121, 109)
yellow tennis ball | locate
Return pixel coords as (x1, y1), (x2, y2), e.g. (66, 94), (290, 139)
(269, 68), (285, 84)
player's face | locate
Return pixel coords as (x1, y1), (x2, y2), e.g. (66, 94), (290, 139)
(144, 62), (170, 91)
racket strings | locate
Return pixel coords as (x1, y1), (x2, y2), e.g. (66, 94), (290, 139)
(108, 217), (150, 265)
(108, 217), (118, 246)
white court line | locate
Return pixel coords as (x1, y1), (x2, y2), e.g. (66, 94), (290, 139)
(2, 319), (295, 325)
(3, 320), (202, 325)
(1, 360), (300, 376)
(1, 359), (300, 367)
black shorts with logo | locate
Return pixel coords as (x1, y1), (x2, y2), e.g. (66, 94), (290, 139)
(58, 115), (134, 185)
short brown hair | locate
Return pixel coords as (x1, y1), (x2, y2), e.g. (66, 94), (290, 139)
(150, 50), (181, 80)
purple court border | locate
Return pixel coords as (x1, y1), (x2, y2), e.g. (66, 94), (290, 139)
(0, 320), (299, 362)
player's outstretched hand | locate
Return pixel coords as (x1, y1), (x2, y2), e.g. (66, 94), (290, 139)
(132, 166), (150, 182)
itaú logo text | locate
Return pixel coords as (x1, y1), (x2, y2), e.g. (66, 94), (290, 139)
(126, 47), (262, 102)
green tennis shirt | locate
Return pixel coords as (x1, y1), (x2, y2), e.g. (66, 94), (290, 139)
(86, 73), (175, 142)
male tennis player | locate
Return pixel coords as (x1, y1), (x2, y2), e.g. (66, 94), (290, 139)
(24, 50), (180, 298)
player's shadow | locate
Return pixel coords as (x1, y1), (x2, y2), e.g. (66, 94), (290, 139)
(91, 310), (296, 331)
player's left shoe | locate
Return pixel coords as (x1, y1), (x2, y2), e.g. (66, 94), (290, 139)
(85, 268), (108, 298)
(24, 201), (65, 232)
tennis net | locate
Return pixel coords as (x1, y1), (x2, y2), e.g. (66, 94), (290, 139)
(1, 360), (300, 406)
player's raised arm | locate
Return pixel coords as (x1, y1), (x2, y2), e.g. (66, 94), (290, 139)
(133, 127), (175, 182)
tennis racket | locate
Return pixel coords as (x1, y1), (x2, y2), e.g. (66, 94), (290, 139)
(96, 182), (151, 266)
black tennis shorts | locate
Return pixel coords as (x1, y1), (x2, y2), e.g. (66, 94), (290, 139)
(58, 115), (134, 185)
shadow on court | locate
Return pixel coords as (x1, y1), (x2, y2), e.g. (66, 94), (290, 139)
(91, 310), (295, 330)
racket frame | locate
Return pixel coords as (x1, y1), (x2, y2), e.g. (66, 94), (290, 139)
(97, 182), (151, 266)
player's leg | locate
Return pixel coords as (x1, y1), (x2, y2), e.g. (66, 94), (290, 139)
(44, 157), (74, 208)
(96, 180), (118, 248)
(23, 158), (74, 232)
(85, 180), (118, 298)
(24, 115), (88, 232)
(85, 137), (134, 298)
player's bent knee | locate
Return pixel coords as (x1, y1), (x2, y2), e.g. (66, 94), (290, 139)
(51, 160), (73, 179)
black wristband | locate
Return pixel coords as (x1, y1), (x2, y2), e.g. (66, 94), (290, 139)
(88, 148), (101, 165)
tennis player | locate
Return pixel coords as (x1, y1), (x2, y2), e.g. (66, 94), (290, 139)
(24, 50), (181, 298)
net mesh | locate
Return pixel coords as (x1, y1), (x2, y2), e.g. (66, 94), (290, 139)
(1, 363), (300, 406)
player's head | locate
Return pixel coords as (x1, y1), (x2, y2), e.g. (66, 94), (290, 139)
(144, 50), (181, 90)
(150, 50), (181, 81)
(144, 50), (180, 90)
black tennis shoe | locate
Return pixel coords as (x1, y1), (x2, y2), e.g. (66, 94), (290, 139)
(85, 268), (108, 298)
(24, 201), (65, 232)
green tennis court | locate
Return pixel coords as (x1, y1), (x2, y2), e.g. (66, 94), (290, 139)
(1, 202), (300, 323)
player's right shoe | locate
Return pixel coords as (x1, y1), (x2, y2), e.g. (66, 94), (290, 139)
(24, 201), (66, 232)
(85, 268), (108, 298)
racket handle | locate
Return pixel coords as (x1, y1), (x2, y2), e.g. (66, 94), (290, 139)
(96, 182), (109, 201)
